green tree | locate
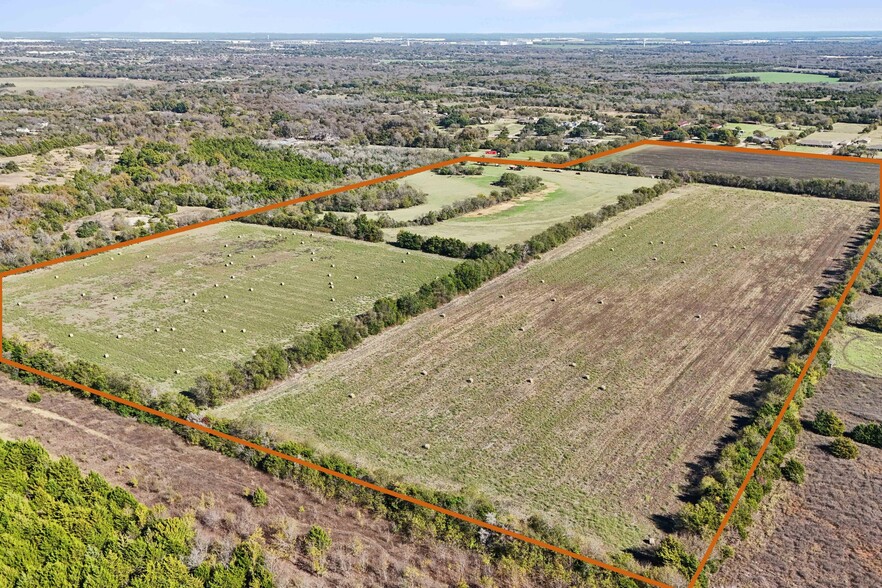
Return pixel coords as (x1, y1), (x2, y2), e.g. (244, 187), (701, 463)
(829, 436), (859, 459)
(812, 410), (845, 437)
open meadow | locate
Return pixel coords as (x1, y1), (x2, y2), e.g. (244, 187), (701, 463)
(2, 223), (458, 390)
(213, 185), (872, 551)
(388, 167), (656, 245)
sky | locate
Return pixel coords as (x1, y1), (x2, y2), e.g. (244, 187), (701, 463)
(3, 0), (882, 34)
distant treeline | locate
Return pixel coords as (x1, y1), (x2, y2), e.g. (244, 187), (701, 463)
(395, 231), (495, 259)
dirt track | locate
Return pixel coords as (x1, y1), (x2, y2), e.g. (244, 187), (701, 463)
(0, 377), (506, 588)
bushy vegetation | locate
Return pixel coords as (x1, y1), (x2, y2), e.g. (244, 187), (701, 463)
(850, 422), (882, 448)
(0, 438), (273, 587)
(395, 230), (495, 259)
(829, 436), (859, 459)
(663, 170), (877, 202)
(311, 181), (426, 212)
(0, 134), (90, 157)
(190, 137), (343, 183)
(812, 409), (846, 437)
(781, 458), (806, 484)
(240, 209), (384, 242)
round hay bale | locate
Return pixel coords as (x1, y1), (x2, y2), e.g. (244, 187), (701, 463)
(230, 275), (235, 279)
(175, 369), (181, 374)
(713, 243), (719, 247)
(331, 264), (335, 268)
(582, 374), (590, 380)
(311, 258), (315, 262)
(681, 260), (686, 264)
(354, 276), (359, 280)
(103, 353), (109, 358)
(406, 251), (411, 255)
(568, 362), (576, 367)
(252, 255), (256, 259)
(499, 294), (505, 299)
(55, 275), (59, 279)
(116, 334), (121, 339)
(203, 308), (208, 313)
(422, 443), (431, 450)
(731, 245), (737, 249)
(180, 348), (186, 352)
(301, 240), (305, 244)
(280, 282), (285, 286)
(610, 248), (615, 252)
(155, 328), (160, 332)
(221, 328), (226, 333)
(628, 226), (633, 230)
(249, 288), (254, 292)
(401, 259), (406, 263)
(192, 292), (197, 297)
(518, 326), (525, 332)
(466, 377), (474, 384)
(170, 327), (176, 331)
(695, 314), (702, 319)
(227, 253), (232, 258)
(224, 244), (228, 248)
(80, 293), (86, 297)
(145, 255), (150, 259)
(348, 393), (355, 399)
(330, 297), (335, 302)
(329, 284), (334, 289)
(651, 257), (658, 261)
(551, 297), (557, 302)
(68, 333), (74, 338)
(598, 299), (604, 304)
(16, 302), (22, 306)
(224, 294), (229, 299)
(598, 385), (607, 391)
(540, 279), (545, 284)
(241, 329), (247, 333)
(661, 240), (666, 244)
(439, 313), (446, 318)
(526, 378), (533, 384)
(327, 273), (332, 277)
(214, 283), (219, 287)
(420, 370), (428, 376)
(649, 240), (653, 245)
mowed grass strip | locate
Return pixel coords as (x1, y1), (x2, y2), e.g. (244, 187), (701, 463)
(386, 167), (656, 244)
(213, 186), (871, 550)
(2, 223), (458, 390)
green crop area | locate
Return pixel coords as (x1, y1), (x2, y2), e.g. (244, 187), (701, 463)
(389, 167), (656, 245)
(831, 326), (882, 377)
(719, 71), (840, 84)
(213, 185), (871, 549)
(2, 223), (458, 390)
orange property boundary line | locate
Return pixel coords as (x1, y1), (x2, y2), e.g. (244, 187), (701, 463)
(1, 140), (881, 588)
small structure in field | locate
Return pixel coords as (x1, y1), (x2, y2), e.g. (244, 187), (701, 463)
(466, 377), (474, 384)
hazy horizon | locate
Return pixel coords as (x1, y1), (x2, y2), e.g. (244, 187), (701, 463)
(5, 1), (882, 35)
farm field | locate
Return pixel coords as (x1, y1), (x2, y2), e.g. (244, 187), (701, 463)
(799, 122), (868, 146)
(715, 368), (882, 587)
(385, 167), (656, 245)
(722, 122), (800, 139)
(213, 185), (872, 551)
(603, 144), (880, 186)
(0, 76), (158, 92)
(2, 223), (458, 390)
(718, 71), (840, 83)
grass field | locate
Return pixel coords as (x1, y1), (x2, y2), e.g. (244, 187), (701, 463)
(831, 326), (882, 377)
(723, 122), (798, 139)
(2, 223), (458, 390)
(0, 77), (158, 92)
(387, 167), (656, 245)
(719, 71), (840, 84)
(213, 185), (871, 550)
(604, 144), (880, 185)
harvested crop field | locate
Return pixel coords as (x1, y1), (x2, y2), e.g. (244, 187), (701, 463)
(0, 375), (504, 588)
(214, 185), (873, 550)
(602, 144), (880, 186)
(2, 223), (458, 390)
(715, 368), (882, 587)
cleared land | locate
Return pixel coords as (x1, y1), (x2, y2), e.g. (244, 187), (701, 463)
(603, 144), (880, 186)
(831, 325), (882, 377)
(0, 144), (118, 188)
(719, 71), (840, 84)
(214, 185), (871, 551)
(0, 76), (158, 92)
(0, 376), (499, 588)
(2, 223), (458, 390)
(389, 167), (656, 245)
(715, 368), (882, 587)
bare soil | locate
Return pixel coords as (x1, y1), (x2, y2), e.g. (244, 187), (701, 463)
(714, 368), (882, 587)
(605, 145), (880, 186)
(0, 376), (517, 588)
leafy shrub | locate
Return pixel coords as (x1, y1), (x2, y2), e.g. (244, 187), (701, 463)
(851, 422), (882, 448)
(304, 525), (332, 574)
(250, 487), (268, 507)
(812, 409), (845, 437)
(75, 220), (102, 238)
(25, 391), (41, 403)
(829, 437), (859, 459)
(781, 458), (805, 484)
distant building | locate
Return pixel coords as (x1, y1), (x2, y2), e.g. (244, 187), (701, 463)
(796, 138), (843, 149)
(484, 149), (498, 156)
